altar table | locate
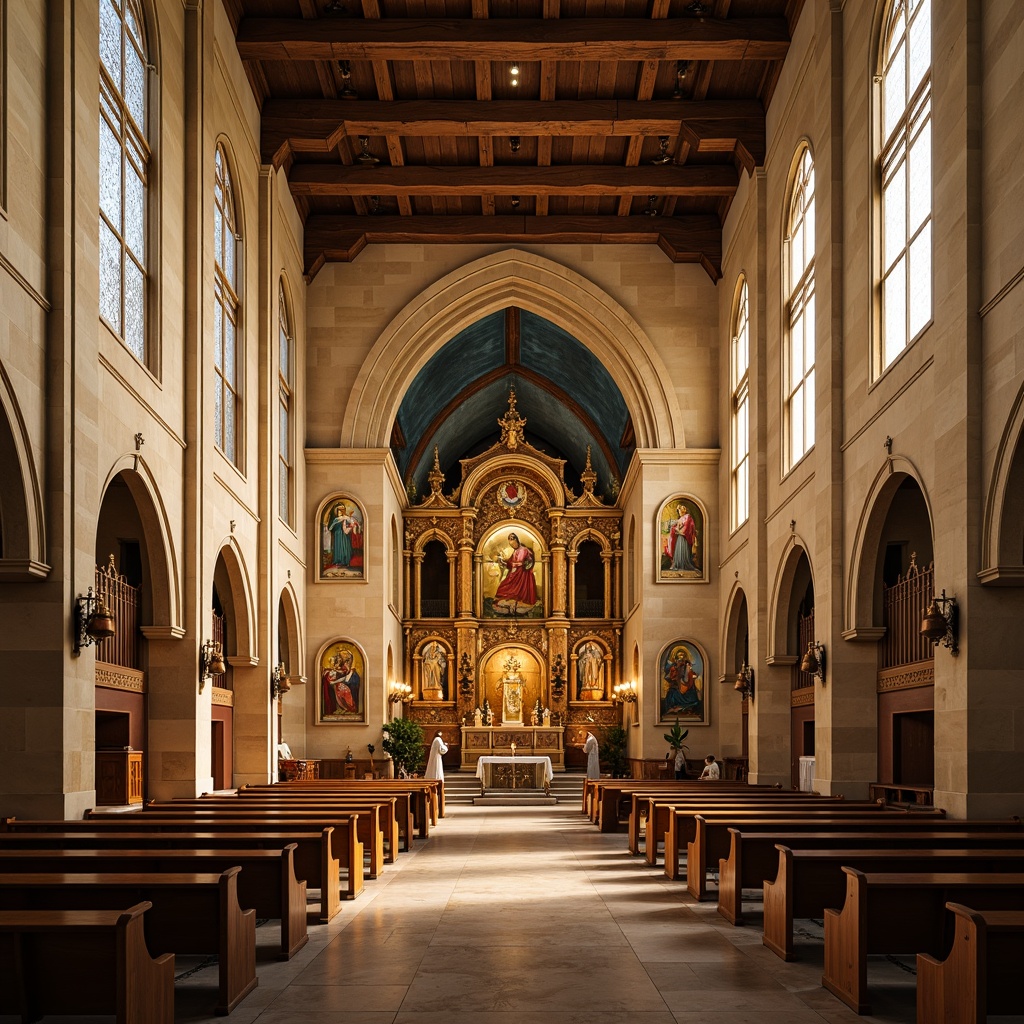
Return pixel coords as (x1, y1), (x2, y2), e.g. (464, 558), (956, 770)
(475, 755), (554, 791)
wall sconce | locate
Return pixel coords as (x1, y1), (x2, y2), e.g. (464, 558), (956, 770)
(73, 588), (116, 655)
(199, 639), (226, 693)
(271, 663), (289, 700)
(920, 590), (959, 656)
(612, 680), (637, 704)
(388, 681), (413, 705)
(800, 641), (826, 683)
(733, 662), (755, 700)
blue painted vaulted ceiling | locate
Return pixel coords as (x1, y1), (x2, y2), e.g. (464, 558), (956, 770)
(393, 309), (635, 500)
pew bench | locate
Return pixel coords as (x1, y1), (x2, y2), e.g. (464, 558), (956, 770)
(716, 823), (1024, 924)
(593, 781), (757, 833)
(0, 825), (345, 923)
(764, 846), (1024, 965)
(0, 868), (256, 1015)
(822, 869), (1024, 1014)
(0, 843), (307, 959)
(916, 902), (1024, 1023)
(0, 902), (174, 1024)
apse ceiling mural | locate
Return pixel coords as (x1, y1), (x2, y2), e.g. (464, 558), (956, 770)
(393, 308), (634, 498)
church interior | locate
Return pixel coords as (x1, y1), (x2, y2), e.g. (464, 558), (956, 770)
(0, 0), (1023, 1017)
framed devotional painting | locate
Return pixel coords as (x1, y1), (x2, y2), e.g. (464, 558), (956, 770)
(656, 639), (709, 726)
(315, 638), (368, 725)
(317, 494), (366, 581)
(656, 494), (708, 583)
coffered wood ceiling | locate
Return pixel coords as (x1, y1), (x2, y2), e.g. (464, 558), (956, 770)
(223, 0), (804, 281)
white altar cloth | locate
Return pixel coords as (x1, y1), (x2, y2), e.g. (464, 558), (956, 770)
(475, 755), (554, 785)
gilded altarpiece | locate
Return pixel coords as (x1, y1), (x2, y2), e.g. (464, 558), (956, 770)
(402, 393), (625, 768)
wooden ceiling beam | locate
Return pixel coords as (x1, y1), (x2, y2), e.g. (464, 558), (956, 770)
(288, 163), (737, 197)
(237, 17), (790, 63)
(303, 214), (722, 279)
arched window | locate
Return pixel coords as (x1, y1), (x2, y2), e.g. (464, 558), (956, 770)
(731, 276), (750, 528)
(278, 281), (293, 525)
(785, 146), (815, 471)
(879, 0), (931, 372)
(99, 0), (150, 362)
(214, 144), (241, 466)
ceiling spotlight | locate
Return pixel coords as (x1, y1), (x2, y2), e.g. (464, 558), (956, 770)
(510, 136), (521, 153)
(673, 60), (692, 99)
(510, 196), (521, 208)
(651, 136), (672, 165)
(643, 195), (659, 217)
(357, 136), (379, 165)
(510, 63), (520, 76)
(687, 0), (710, 13)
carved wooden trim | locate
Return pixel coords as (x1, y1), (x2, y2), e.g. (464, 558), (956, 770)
(95, 663), (146, 693)
(876, 663), (934, 692)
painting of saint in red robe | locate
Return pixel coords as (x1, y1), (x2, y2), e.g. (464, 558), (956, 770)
(657, 494), (708, 582)
(317, 641), (366, 723)
(484, 528), (543, 618)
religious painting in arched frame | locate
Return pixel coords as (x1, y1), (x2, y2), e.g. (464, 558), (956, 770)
(316, 493), (366, 581)
(656, 494), (709, 583)
(656, 638), (709, 726)
(417, 638), (452, 701)
(480, 524), (545, 618)
(315, 638), (368, 725)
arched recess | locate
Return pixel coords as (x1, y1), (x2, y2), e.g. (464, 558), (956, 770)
(341, 249), (685, 451)
(99, 456), (181, 633)
(277, 582), (303, 680)
(212, 538), (257, 664)
(981, 382), (1024, 583)
(570, 528), (611, 619)
(721, 581), (750, 681)
(768, 535), (814, 661)
(0, 363), (47, 578)
(846, 457), (932, 634)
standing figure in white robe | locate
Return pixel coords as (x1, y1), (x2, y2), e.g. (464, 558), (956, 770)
(583, 732), (600, 780)
(425, 731), (449, 780)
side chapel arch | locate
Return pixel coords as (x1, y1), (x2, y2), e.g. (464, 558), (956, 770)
(981, 381), (1024, 582)
(212, 538), (257, 664)
(340, 249), (684, 451)
(768, 535), (815, 662)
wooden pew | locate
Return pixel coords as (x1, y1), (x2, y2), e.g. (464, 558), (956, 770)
(4, 819), (348, 917)
(582, 777), (757, 819)
(79, 811), (365, 900)
(661, 802), (924, 879)
(916, 902), (1024, 1023)
(0, 843), (307, 958)
(0, 902), (174, 1024)
(591, 780), (758, 832)
(0, 868), (256, 1015)
(717, 821), (1024, 924)
(763, 844), (1024, 962)
(822, 869), (1024, 1014)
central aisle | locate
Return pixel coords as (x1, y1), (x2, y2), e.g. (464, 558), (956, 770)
(219, 803), (916, 1023)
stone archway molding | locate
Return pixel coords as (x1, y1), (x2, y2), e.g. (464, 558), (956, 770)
(214, 537), (258, 664)
(767, 534), (812, 662)
(844, 456), (931, 636)
(340, 249), (685, 451)
(980, 379), (1024, 584)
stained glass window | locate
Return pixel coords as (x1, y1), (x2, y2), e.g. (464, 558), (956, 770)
(278, 282), (293, 525)
(214, 145), (241, 466)
(786, 147), (815, 470)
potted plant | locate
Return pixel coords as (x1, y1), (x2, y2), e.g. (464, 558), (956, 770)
(381, 718), (425, 777)
(602, 725), (630, 778)
(663, 722), (690, 778)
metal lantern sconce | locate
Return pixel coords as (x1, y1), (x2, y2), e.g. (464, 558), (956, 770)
(612, 680), (637, 704)
(920, 590), (959, 656)
(73, 588), (117, 655)
(271, 662), (289, 700)
(800, 641), (826, 683)
(199, 639), (226, 693)
(733, 662), (754, 700)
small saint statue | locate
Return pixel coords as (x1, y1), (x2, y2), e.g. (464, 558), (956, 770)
(473, 706), (483, 727)
(542, 707), (551, 726)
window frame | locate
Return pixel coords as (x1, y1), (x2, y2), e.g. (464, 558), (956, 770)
(277, 280), (294, 528)
(731, 275), (750, 531)
(213, 143), (242, 469)
(783, 144), (816, 474)
(876, 0), (933, 377)
(98, 0), (151, 366)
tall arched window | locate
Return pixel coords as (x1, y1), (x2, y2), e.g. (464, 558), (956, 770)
(731, 276), (750, 529)
(278, 281), (293, 525)
(214, 144), (241, 466)
(879, 0), (931, 372)
(99, 0), (149, 362)
(785, 146), (815, 471)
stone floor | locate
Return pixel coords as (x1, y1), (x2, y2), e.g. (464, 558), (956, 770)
(6, 801), (997, 1023)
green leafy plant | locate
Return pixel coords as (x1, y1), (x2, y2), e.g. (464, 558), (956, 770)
(663, 722), (690, 775)
(602, 725), (630, 779)
(381, 718), (425, 776)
